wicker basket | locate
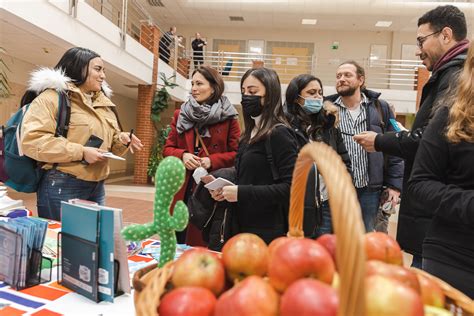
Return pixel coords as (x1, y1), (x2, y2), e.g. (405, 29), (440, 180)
(132, 142), (474, 316)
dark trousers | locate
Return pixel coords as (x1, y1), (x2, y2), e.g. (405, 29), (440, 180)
(37, 169), (105, 221)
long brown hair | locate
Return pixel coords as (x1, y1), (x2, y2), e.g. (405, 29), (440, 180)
(240, 67), (289, 144)
(446, 41), (474, 143)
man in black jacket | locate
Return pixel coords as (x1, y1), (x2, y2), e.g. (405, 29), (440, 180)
(353, 5), (469, 267)
(192, 33), (207, 69)
(326, 61), (403, 233)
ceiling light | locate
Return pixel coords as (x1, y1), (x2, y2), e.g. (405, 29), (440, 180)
(302, 19), (317, 25)
(375, 21), (392, 27)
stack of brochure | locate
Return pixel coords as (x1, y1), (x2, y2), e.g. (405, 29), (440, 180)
(0, 217), (48, 289)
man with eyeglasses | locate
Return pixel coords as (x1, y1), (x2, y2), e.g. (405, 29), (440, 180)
(353, 5), (469, 268)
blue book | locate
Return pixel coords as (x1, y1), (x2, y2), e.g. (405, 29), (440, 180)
(97, 208), (114, 302)
(61, 202), (100, 302)
(61, 202), (99, 243)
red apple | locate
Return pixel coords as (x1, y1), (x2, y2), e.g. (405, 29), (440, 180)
(366, 260), (420, 293)
(268, 238), (335, 293)
(222, 233), (269, 282)
(366, 275), (424, 316)
(214, 276), (279, 316)
(268, 236), (292, 261)
(315, 234), (337, 267)
(158, 286), (216, 316)
(416, 273), (445, 308)
(280, 278), (339, 316)
(364, 232), (403, 265)
(171, 247), (225, 295)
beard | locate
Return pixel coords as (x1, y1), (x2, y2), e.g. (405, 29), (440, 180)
(336, 84), (358, 97)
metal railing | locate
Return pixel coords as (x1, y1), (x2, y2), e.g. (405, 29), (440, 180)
(172, 50), (423, 90)
(83, 0), (159, 48)
(74, 0), (424, 90)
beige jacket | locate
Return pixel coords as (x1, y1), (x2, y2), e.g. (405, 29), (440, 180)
(21, 68), (127, 182)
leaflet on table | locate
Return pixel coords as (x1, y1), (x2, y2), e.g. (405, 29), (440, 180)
(204, 177), (235, 190)
(142, 242), (192, 262)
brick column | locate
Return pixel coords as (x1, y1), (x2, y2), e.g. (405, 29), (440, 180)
(133, 24), (160, 184)
(415, 67), (430, 112)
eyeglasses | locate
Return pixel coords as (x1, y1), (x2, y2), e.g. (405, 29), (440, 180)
(416, 30), (441, 48)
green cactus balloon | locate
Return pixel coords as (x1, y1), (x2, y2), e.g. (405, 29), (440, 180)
(121, 156), (189, 267)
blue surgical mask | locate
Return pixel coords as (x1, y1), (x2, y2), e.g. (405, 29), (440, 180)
(300, 96), (323, 114)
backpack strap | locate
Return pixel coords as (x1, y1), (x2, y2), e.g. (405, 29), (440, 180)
(373, 98), (388, 133)
(55, 91), (71, 138)
(53, 92), (72, 169)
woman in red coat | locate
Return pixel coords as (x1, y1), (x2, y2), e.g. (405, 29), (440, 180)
(163, 65), (240, 246)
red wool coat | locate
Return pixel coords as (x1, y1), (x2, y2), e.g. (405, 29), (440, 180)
(163, 109), (241, 246)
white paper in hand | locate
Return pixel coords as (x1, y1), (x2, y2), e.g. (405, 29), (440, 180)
(204, 177), (235, 190)
(102, 152), (126, 161)
(192, 167), (208, 184)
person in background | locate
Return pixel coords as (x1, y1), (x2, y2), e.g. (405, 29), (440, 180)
(159, 26), (176, 64)
(325, 60), (404, 233)
(408, 41), (474, 298)
(192, 32), (207, 69)
(353, 5), (469, 268)
(163, 65), (240, 246)
(20, 47), (143, 221)
(285, 74), (352, 237)
(211, 67), (298, 244)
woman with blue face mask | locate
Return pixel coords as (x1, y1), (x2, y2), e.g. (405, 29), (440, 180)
(285, 74), (352, 238)
(210, 67), (299, 244)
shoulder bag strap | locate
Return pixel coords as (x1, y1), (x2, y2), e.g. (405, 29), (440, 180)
(195, 127), (210, 156)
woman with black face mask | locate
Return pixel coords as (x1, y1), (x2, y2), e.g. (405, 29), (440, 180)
(210, 67), (298, 244)
(285, 74), (352, 238)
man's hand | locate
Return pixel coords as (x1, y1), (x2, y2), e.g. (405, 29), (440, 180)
(222, 185), (238, 202)
(384, 188), (400, 208)
(353, 131), (378, 152)
(210, 188), (225, 201)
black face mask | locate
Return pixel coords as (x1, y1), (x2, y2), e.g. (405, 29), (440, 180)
(241, 94), (263, 117)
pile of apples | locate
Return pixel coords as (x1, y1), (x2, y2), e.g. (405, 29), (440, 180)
(156, 232), (451, 316)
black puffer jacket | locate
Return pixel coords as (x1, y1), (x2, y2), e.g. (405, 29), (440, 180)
(287, 113), (352, 237)
(374, 53), (467, 256)
(187, 167), (237, 251)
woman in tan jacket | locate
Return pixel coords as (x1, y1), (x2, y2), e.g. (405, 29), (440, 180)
(21, 47), (143, 220)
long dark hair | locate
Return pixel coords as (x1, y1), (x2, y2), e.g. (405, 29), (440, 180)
(192, 65), (224, 105)
(20, 47), (123, 130)
(21, 47), (100, 106)
(240, 67), (289, 144)
(286, 74), (334, 141)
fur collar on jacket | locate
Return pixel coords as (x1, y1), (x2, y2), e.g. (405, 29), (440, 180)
(27, 67), (113, 98)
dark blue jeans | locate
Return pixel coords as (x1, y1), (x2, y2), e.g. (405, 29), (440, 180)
(37, 169), (105, 221)
(356, 187), (381, 233)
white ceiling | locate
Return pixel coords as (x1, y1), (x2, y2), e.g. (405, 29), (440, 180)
(0, 19), (140, 99)
(139, 0), (474, 33)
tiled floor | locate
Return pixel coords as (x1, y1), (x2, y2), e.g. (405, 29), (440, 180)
(7, 177), (156, 225)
